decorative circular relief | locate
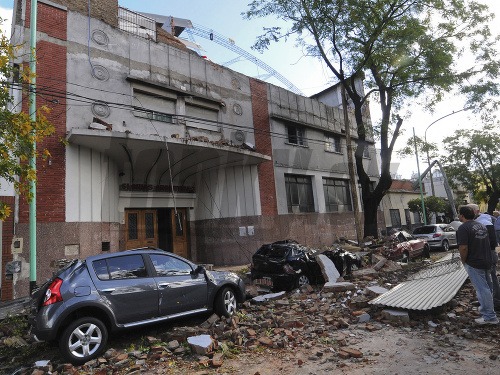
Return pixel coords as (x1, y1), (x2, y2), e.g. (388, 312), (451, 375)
(91, 102), (110, 118)
(91, 65), (110, 81)
(233, 103), (243, 116)
(234, 130), (245, 142)
(91, 30), (109, 46)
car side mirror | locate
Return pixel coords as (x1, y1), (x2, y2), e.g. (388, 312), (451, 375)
(191, 265), (205, 275)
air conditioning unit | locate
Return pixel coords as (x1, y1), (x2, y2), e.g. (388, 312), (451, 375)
(230, 130), (246, 145)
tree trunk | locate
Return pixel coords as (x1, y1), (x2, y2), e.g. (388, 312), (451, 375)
(487, 190), (500, 213)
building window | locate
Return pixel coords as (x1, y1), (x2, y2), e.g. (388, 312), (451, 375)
(323, 178), (352, 212)
(390, 209), (402, 228)
(185, 103), (219, 132)
(132, 90), (175, 123)
(285, 174), (315, 213)
(404, 209), (412, 227)
(133, 108), (173, 123)
(413, 211), (422, 224)
(325, 135), (341, 153)
(287, 125), (306, 146)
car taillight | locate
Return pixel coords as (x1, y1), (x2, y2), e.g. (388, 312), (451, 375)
(43, 278), (63, 306)
(432, 233), (442, 238)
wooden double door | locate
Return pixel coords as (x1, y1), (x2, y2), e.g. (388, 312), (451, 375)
(125, 208), (188, 258)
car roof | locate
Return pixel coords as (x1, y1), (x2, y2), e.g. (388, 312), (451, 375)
(84, 248), (193, 264)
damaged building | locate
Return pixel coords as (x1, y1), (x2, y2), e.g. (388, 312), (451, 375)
(0, 0), (381, 299)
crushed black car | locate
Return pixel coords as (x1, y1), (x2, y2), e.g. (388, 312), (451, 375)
(250, 240), (362, 291)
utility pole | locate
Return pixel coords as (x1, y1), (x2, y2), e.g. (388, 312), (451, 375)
(29, 0), (38, 293)
(413, 128), (427, 225)
(341, 81), (363, 246)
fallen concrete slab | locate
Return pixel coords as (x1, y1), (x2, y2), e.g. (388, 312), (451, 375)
(317, 253), (340, 282)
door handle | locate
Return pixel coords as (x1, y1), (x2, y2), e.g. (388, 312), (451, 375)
(100, 288), (115, 293)
(158, 283), (170, 289)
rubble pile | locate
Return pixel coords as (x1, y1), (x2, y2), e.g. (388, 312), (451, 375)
(1, 259), (499, 374)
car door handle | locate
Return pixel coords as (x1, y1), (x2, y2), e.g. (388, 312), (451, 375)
(158, 283), (170, 289)
(100, 288), (115, 293)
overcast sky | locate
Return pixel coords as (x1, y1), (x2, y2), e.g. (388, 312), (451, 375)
(1, 0), (499, 179)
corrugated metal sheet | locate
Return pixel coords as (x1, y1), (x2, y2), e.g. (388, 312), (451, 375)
(369, 253), (468, 310)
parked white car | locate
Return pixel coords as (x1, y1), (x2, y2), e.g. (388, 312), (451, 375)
(412, 224), (458, 251)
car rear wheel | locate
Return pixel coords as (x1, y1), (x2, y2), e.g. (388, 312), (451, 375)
(59, 317), (108, 365)
(442, 240), (450, 252)
(297, 274), (310, 288)
(215, 286), (237, 317)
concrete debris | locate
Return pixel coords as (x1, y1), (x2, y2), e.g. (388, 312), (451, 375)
(322, 281), (356, 292)
(381, 309), (410, 323)
(3, 252), (499, 375)
(187, 335), (217, 355)
(357, 313), (371, 323)
(251, 291), (286, 303)
(373, 257), (387, 271)
(3, 336), (28, 347)
(365, 285), (390, 297)
(317, 254), (340, 282)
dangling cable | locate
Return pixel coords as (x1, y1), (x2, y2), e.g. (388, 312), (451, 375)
(164, 137), (181, 231)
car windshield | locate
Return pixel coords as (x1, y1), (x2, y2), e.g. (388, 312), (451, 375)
(257, 246), (290, 258)
(413, 226), (436, 234)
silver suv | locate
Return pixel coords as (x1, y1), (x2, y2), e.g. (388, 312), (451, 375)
(29, 248), (245, 365)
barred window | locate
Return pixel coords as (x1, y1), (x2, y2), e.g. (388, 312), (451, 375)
(285, 174), (315, 213)
(325, 135), (341, 153)
(390, 209), (402, 227)
(323, 178), (352, 212)
(287, 125), (306, 146)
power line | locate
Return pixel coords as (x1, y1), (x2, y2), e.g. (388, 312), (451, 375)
(4, 80), (371, 151)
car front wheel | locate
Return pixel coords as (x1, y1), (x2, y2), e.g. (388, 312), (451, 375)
(402, 251), (410, 263)
(215, 287), (237, 317)
(297, 274), (310, 288)
(59, 317), (108, 365)
(423, 245), (431, 258)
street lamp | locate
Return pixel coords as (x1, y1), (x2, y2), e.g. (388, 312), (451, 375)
(423, 107), (472, 196)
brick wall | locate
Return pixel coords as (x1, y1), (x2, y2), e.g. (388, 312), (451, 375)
(1, 197), (15, 301)
(19, 4), (67, 224)
(250, 79), (278, 216)
(26, 0), (67, 39)
(27, 0), (119, 28)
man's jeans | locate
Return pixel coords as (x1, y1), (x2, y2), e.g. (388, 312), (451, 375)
(487, 250), (500, 308)
(464, 264), (497, 321)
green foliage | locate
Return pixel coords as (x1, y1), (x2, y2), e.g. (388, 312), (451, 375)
(0, 19), (55, 220)
(442, 123), (500, 211)
(244, 0), (500, 236)
(397, 135), (439, 160)
(408, 195), (449, 222)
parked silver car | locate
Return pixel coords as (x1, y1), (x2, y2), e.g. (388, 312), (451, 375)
(412, 224), (458, 251)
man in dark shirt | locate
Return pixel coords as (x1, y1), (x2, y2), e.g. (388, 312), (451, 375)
(467, 204), (500, 309)
(457, 205), (498, 324)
